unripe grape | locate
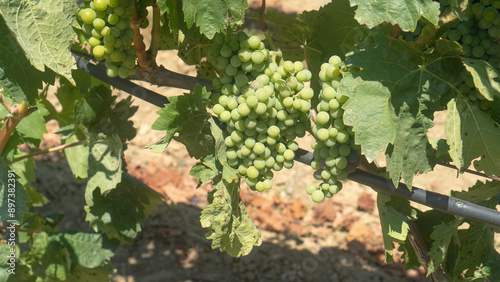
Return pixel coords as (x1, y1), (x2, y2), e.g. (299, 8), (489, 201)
(80, 8), (97, 24)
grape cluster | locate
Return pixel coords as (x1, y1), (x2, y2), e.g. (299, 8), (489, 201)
(443, 0), (500, 66)
(307, 56), (360, 203)
(77, 0), (137, 78)
(209, 32), (313, 191)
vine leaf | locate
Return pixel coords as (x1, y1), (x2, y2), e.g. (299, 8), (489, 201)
(85, 173), (163, 243)
(427, 219), (462, 275)
(350, 0), (440, 31)
(377, 192), (417, 263)
(446, 96), (500, 177)
(0, 0), (76, 83)
(462, 57), (500, 101)
(151, 84), (214, 159)
(62, 127), (89, 179)
(346, 38), (463, 187)
(201, 180), (261, 257)
(341, 75), (397, 162)
(0, 160), (30, 222)
(451, 180), (500, 204)
(455, 221), (496, 278)
(85, 133), (123, 205)
(0, 17), (53, 105)
(180, 0), (247, 39)
(10, 157), (48, 207)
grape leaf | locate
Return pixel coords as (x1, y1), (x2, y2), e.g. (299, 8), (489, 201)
(209, 118), (238, 183)
(340, 75), (397, 162)
(462, 57), (500, 101)
(0, 159), (30, 222)
(452, 180), (500, 205)
(62, 127), (89, 179)
(9, 157), (48, 207)
(346, 38), (463, 187)
(0, 0), (77, 83)
(377, 192), (417, 263)
(181, 0), (247, 39)
(0, 17), (53, 106)
(85, 173), (163, 243)
(201, 179), (261, 257)
(455, 221), (496, 278)
(427, 219), (462, 275)
(446, 95), (500, 177)
(190, 155), (218, 185)
(350, 0), (440, 31)
(151, 84), (214, 159)
(85, 133), (123, 204)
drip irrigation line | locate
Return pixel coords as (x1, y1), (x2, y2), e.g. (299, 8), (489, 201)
(74, 53), (500, 227)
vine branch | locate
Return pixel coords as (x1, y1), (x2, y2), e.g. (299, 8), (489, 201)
(258, 0), (277, 51)
(8, 140), (89, 165)
(0, 89), (30, 156)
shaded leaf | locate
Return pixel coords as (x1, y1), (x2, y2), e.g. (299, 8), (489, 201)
(0, 0), (77, 82)
(462, 57), (500, 101)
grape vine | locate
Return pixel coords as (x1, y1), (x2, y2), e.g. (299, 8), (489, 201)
(0, 0), (499, 281)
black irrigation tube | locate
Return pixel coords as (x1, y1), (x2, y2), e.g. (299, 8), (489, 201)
(73, 54), (500, 227)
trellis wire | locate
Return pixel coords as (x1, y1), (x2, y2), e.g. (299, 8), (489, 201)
(74, 54), (500, 227)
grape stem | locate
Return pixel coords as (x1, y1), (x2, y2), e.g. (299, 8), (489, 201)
(7, 140), (89, 165)
(131, 8), (153, 72)
(258, 0), (277, 51)
(149, 2), (161, 62)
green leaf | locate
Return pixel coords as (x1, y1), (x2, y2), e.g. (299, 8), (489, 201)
(67, 264), (114, 282)
(209, 118), (238, 183)
(452, 180), (500, 205)
(427, 219), (462, 275)
(182, 0), (247, 39)
(9, 157), (48, 207)
(377, 192), (417, 263)
(0, 17), (53, 105)
(346, 38), (463, 187)
(57, 232), (119, 268)
(0, 159), (30, 222)
(350, 0), (440, 31)
(341, 76), (396, 162)
(445, 98), (462, 169)
(190, 155), (218, 185)
(85, 173), (163, 243)
(0, 0), (77, 83)
(449, 95), (500, 177)
(462, 57), (500, 101)
(151, 84), (214, 159)
(85, 133), (123, 205)
(201, 180), (261, 257)
(62, 127), (89, 179)
(455, 221), (496, 278)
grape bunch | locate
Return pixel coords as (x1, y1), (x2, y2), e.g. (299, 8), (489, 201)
(307, 56), (361, 203)
(77, 0), (137, 78)
(209, 32), (313, 191)
(443, 0), (500, 67)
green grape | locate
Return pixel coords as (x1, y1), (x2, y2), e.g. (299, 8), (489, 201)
(88, 36), (101, 47)
(311, 190), (325, 203)
(92, 45), (105, 57)
(483, 6), (499, 21)
(251, 51), (265, 64)
(248, 35), (261, 49)
(107, 13), (119, 25)
(79, 8), (97, 24)
(106, 65), (118, 77)
(448, 29), (461, 41)
(107, 0), (119, 8)
(118, 66), (129, 78)
(472, 45), (485, 58)
(93, 0), (108, 11)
